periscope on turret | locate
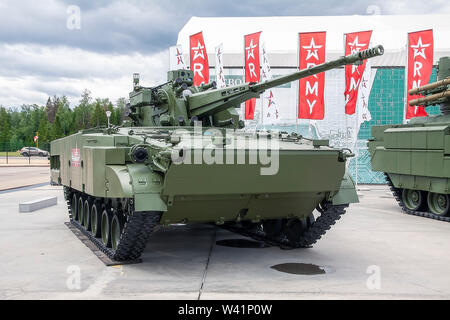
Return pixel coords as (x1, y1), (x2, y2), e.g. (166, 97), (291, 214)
(49, 45), (384, 262)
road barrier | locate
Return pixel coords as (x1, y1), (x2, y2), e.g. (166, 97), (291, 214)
(0, 142), (50, 165)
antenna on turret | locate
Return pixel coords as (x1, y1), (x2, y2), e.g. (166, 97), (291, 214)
(133, 73), (140, 89)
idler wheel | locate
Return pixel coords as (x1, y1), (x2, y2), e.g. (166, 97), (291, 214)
(78, 196), (85, 226)
(83, 199), (92, 231)
(111, 213), (125, 251)
(90, 202), (102, 237)
(262, 219), (283, 237)
(401, 189), (426, 211)
(427, 192), (450, 216)
(284, 213), (315, 243)
(101, 209), (113, 247)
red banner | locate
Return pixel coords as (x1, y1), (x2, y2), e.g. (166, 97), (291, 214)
(406, 29), (434, 119)
(244, 32), (261, 120)
(344, 30), (372, 115)
(298, 32), (326, 119)
(190, 32), (209, 86)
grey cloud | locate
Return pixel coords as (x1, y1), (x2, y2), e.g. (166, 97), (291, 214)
(0, 0), (449, 108)
(0, 0), (179, 54)
(2, 0), (443, 55)
(0, 43), (168, 80)
(29, 80), (82, 98)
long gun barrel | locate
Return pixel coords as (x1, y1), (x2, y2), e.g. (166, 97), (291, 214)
(409, 77), (450, 96)
(187, 45), (384, 118)
(409, 90), (450, 107)
(252, 45), (384, 92)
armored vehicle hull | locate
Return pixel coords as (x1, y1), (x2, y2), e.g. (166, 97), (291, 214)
(368, 57), (450, 220)
(51, 46), (384, 261)
(51, 127), (358, 260)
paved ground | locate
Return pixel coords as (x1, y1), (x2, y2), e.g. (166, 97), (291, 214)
(0, 167), (50, 191)
(0, 156), (49, 166)
(1, 182), (450, 300)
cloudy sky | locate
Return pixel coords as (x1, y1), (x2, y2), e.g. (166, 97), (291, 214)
(1, 0), (449, 108)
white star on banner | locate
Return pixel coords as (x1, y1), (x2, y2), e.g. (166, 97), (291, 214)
(347, 36), (366, 54)
(192, 41), (205, 60)
(246, 39), (257, 60)
(410, 37), (431, 59)
(302, 38), (322, 61)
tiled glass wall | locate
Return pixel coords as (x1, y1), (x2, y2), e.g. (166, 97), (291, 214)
(352, 67), (440, 184)
(217, 66), (440, 184)
(358, 67), (439, 140)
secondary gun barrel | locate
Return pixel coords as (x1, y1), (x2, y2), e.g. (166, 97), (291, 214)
(409, 90), (450, 107)
(408, 78), (450, 95)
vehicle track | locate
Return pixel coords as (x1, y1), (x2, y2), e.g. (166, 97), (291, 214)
(222, 203), (348, 249)
(385, 174), (450, 222)
(64, 187), (162, 261)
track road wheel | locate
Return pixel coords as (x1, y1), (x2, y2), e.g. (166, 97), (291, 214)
(401, 189), (426, 211)
(90, 202), (102, 237)
(101, 209), (112, 247)
(262, 219), (283, 237)
(78, 196), (85, 226)
(71, 194), (78, 221)
(111, 213), (125, 251)
(427, 192), (450, 216)
(83, 199), (91, 231)
(284, 213), (315, 243)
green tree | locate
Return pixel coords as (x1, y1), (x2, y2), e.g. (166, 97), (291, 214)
(51, 96), (73, 138)
(113, 97), (126, 125)
(45, 96), (58, 123)
(38, 118), (50, 145)
(0, 107), (11, 151)
(74, 89), (93, 129)
(1, 90), (130, 149)
(9, 134), (24, 152)
(92, 98), (109, 127)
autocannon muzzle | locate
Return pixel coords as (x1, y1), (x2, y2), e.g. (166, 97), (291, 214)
(357, 45), (384, 60)
(343, 45), (384, 65)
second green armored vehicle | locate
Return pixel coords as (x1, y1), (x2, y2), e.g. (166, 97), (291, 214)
(50, 45), (384, 261)
(369, 56), (450, 220)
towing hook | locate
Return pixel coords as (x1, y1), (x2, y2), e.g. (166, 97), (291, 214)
(339, 148), (355, 162)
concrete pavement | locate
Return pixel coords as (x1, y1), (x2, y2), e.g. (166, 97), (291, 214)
(1, 184), (450, 299)
(0, 167), (50, 191)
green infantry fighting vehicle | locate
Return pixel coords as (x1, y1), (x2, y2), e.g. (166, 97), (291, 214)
(51, 45), (384, 261)
(369, 56), (450, 220)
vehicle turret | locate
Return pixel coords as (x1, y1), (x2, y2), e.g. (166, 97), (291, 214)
(128, 45), (384, 128)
